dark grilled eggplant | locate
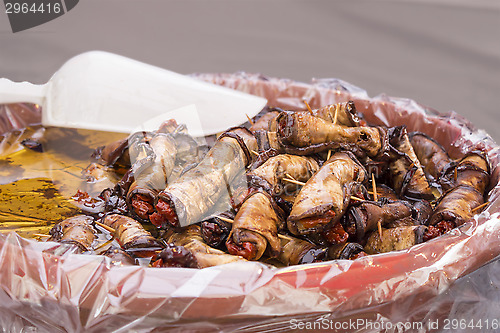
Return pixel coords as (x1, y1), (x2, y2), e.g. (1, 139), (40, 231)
(277, 234), (328, 266)
(388, 126), (434, 201)
(408, 131), (452, 183)
(152, 127), (257, 228)
(364, 225), (427, 254)
(276, 112), (386, 158)
(49, 215), (96, 253)
(226, 191), (284, 260)
(287, 151), (366, 235)
(102, 214), (163, 257)
(167, 225), (246, 268)
(247, 154), (319, 196)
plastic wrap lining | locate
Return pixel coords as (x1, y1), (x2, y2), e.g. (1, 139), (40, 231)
(0, 73), (499, 332)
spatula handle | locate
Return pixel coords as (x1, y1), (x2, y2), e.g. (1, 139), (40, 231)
(0, 78), (45, 105)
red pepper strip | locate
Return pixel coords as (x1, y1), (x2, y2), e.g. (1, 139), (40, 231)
(152, 199), (179, 228)
(423, 221), (455, 241)
(131, 194), (154, 220)
(151, 259), (164, 268)
(226, 238), (257, 260)
(299, 210), (336, 229)
(321, 222), (349, 245)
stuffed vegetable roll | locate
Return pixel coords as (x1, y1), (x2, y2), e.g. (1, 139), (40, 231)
(328, 242), (366, 260)
(440, 151), (490, 193)
(364, 225), (427, 254)
(427, 185), (484, 228)
(49, 215), (96, 253)
(409, 131), (452, 182)
(226, 191), (284, 260)
(151, 243), (198, 268)
(201, 210), (235, 250)
(250, 110), (281, 132)
(287, 151), (366, 235)
(247, 154), (319, 196)
(152, 127), (257, 228)
(388, 126), (434, 201)
(309, 100), (360, 127)
(277, 234), (328, 266)
(167, 225), (246, 268)
(276, 112), (386, 157)
(126, 133), (178, 221)
(102, 214), (163, 257)
(343, 200), (414, 240)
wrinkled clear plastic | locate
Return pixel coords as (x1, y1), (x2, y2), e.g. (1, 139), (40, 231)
(0, 103), (42, 134)
(0, 73), (499, 332)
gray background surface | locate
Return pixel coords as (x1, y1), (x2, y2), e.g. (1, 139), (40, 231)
(1, 0), (500, 330)
(0, 0), (499, 141)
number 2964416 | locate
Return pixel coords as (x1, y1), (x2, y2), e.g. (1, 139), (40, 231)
(5, 2), (61, 14)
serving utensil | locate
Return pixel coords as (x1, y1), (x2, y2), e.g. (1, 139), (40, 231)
(0, 51), (267, 136)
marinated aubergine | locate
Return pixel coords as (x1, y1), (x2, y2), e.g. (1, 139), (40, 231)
(28, 95), (491, 269)
(276, 112), (386, 157)
(425, 149), (490, 240)
(440, 151), (490, 193)
(226, 191), (284, 260)
(101, 214), (163, 257)
(167, 225), (247, 268)
(277, 234), (328, 266)
(387, 126), (434, 201)
(307, 101), (360, 127)
(408, 131), (452, 183)
(49, 215), (96, 253)
(364, 225), (427, 254)
(247, 154), (319, 196)
(343, 199), (415, 241)
(152, 127), (257, 229)
(287, 151), (367, 235)
(126, 132), (178, 221)
(201, 210), (235, 250)
(328, 242), (366, 260)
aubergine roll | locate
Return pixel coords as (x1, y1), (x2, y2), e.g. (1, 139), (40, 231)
(440, 151), (490, 193)
(364, 225), (427, 254)
(126, 133), (178, 221)
(247, 154), (319, 196)
(102, 214), (163, 257)
(167, 225), (246, 268)
(49, 215), (96, 253)
(308, 101), (360, 127)
(388, 126), (434, 201)
(102, 246), (136, 266)
(427, 185), (484, 229)
(408, 131), (452, 183)
(201, 210), (235, 250)
(226, 191), (284, 260)
(152, 127), (257, 229)
(249, 110), (281, 132)
(328, 242), (366, 260)
(277, 234), (328, 266)
(343, 200), (414, 241)
(275, 112), (387, 158)
(287, 151), (366, 236)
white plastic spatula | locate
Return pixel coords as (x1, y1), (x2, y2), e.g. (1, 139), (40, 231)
(0, 51), (268, 136)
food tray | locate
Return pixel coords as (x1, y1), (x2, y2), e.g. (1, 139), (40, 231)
(0, 73), (499, 332)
